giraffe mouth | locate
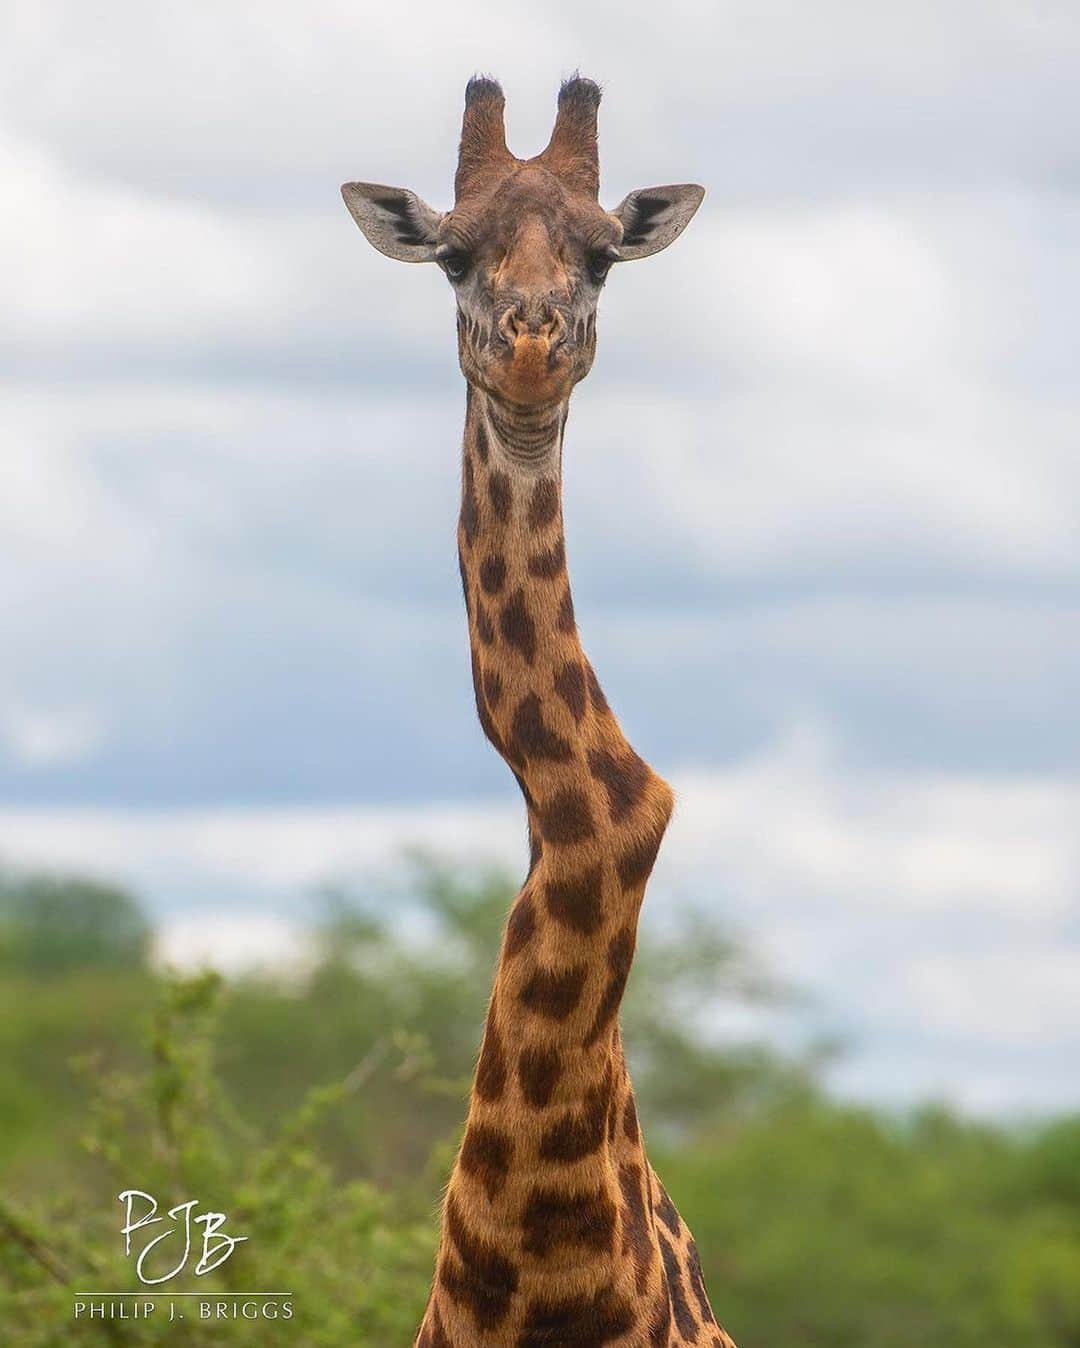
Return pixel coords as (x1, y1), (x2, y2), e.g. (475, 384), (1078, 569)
(484, 333), (575, 406)
(510, 333), (560, 376)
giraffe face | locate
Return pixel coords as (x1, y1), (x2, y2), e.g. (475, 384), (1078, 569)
(342, 76), (705, 409)
(441, 164), (616, 406)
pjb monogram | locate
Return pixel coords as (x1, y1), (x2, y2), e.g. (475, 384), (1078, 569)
(118, 1190), (248, 1285)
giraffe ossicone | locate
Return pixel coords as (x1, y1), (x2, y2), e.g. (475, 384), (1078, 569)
(344, 74), (734, 1348)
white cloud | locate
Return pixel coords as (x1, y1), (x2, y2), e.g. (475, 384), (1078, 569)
(904, 949), (1080, 1044)
(0, 131), (285, 348)
(154, 913), (314, 979)
(0, 799), (523, 898)
(0, 702), (105, 768)
(5, 1), (1077, 205)
(666, 726), (1078, 922)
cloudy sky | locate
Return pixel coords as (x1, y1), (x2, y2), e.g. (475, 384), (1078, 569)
(3, 1), (1079, 1114)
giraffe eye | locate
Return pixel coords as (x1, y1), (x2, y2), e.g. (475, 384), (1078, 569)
(587, 246), (619, 284)
(438, 249), (470, 282)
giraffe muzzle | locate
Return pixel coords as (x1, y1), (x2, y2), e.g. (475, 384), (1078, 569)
(497, 302), (568, 355)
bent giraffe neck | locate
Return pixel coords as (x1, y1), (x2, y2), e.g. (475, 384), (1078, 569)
(434, 385), (676, 1336)
(459, 386), (674, 923)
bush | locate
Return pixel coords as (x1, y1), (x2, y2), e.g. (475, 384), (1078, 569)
(0, 972), (435, 1346)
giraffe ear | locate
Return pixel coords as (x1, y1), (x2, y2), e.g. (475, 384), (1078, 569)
(341, 182), (443, 263)
(610, 184), (705, 261)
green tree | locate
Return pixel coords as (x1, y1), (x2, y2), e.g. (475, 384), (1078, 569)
(0, 872), (150, 975)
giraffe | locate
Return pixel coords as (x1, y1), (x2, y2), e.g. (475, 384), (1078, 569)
(343, 75), (734, 1348)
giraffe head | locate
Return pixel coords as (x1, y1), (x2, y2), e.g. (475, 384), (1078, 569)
(342, 76), (704, 409)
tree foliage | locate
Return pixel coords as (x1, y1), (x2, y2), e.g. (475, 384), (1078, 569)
(0, 871), (150, 976)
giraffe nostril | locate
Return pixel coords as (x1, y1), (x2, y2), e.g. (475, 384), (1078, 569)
(498, 303), (528, 347)
(497, 297), (566, 349)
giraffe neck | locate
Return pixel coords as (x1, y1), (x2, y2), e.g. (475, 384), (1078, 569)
(459, 385), (673, 900)
(430, 385), (677, 1342)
